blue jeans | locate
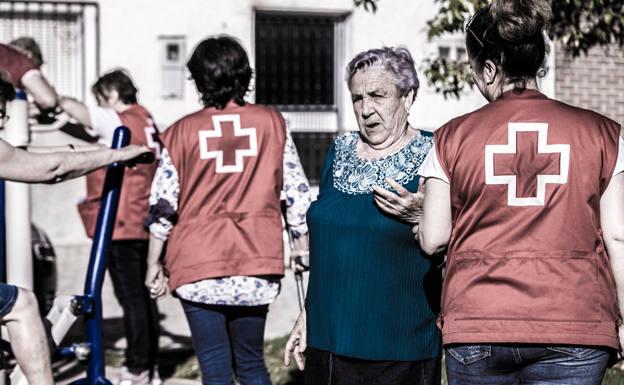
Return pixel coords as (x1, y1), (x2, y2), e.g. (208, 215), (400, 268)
(0, 283), (17, 318)
(181, 301), (271, 385)
(446, 344), (611, 385)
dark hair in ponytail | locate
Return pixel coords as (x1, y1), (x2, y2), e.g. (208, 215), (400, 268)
(465, 0), (552, 84)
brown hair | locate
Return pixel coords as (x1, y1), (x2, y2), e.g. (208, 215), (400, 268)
(10, 37), (44, 68)
(91, 69), (138, 104)
(465, 0), (552, 84)
(187, 35), (252, 109)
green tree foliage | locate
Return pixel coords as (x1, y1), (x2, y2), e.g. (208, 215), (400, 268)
(354, 0), (624, 98)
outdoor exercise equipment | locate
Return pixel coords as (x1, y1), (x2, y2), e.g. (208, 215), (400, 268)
(4, 90), (32, 291)
(7, 126), (154, 385)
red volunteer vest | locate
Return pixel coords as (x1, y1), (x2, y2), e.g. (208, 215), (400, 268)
(78, 104), (161, 240)
(435, 89), (621, 348)
(160, 102), (286, 290)
(0, 44), (37, 88)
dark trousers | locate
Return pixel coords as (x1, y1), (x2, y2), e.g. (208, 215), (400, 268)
(181, 301), (272, 385)
(304, 347), (441, 385)
(107, 240), (160, 373)
(445, 344), (611, 385)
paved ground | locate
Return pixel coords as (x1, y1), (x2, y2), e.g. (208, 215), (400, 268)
(53, 243), (307, 384)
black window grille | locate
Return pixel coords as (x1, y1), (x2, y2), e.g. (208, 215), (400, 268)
(292, 131), (336, 185)
(255, 12), (340, 110)
(0, 1), (99, 100)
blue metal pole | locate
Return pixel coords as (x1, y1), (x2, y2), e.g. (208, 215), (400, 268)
(83, 126), (130, 385)
(0, 179), (5, 284)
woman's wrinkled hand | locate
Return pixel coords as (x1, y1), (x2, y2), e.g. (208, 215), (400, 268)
(372, 178), (424, 224)
(290, 234), (310, 273)
(145, 262), (169, 299)
(284, 309), (307, 371)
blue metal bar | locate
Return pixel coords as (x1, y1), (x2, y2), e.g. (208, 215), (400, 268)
(0, 179), (5, 284)
(82, 126), (130, 385)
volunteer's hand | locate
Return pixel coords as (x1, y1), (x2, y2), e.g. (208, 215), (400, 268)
(290, 234), (310, 272)
(145, 262), (169, 299)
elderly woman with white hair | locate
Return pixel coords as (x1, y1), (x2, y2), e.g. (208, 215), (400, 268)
(284, 47), (442, 385)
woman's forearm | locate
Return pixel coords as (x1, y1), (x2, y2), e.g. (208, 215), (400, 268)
(0, 138), (147, 183)
(58, 96), (93, 127)
(147, 234), (166, 266)
(22, 143), (103, 154)
(418, 178), (452, 255)
(601, 172), (624, 318)
(608, 240), (624, 319)
(22, 71), (58, 110)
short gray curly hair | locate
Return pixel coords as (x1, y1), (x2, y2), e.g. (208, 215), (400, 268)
(346, 46), (419, 96)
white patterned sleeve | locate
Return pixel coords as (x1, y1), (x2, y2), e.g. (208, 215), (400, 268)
(282, 130), (311, 238)
(147, 149), (180, 241)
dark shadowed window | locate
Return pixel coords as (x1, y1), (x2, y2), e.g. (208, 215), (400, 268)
(255, 12), (339, 110)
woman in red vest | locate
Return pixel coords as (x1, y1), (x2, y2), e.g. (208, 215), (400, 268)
(60, 70), (162, 385)
(145, 36), (311, 385)
(417, 0), (624, 384)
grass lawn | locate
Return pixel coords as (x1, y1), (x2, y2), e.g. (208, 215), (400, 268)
(169, 336), (624, 385)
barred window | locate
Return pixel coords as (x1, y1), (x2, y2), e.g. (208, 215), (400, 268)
(255, 12), (340, 110)
(0, 1), (99, 100)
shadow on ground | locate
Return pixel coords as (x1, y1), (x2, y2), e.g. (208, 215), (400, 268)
(52, 314), (194, 383)
(50, 320), (624, 385)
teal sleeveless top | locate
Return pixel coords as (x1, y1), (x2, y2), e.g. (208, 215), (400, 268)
(306, 131), (442, 361)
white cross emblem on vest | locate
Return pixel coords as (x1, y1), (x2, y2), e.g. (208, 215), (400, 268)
(198, 114), (258, 173)
(484, 122), (570, 206)
(144, 120), (161, 159)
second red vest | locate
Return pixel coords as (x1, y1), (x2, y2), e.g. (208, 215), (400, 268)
(160, 102), (286, 290)
(78, 104), (161, 240)
(435, 90), (621, 349)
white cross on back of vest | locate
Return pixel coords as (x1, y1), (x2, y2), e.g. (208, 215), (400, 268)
(484, 122), (570, 206)
(198, 114), (258, 173)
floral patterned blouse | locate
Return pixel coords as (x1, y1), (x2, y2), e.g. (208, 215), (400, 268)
(147, 130), (311, 306)
(332, 131), (432, 194)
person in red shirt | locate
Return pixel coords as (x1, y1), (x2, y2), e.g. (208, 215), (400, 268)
(60, 70), (161, 385)
(0, 37), (57, 109)
(417, 0), (624, 384)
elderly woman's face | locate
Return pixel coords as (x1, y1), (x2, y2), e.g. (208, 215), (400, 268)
(349, 67), (412, 149)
